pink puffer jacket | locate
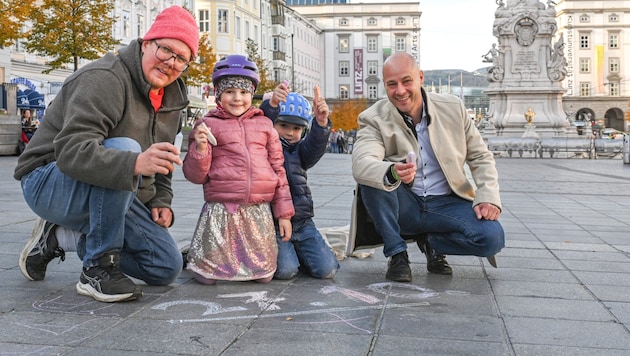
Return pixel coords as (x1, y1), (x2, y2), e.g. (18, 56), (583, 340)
(183, 106), (294, 220)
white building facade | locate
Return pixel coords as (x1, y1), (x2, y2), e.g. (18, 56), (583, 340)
(555, 0), (630, 131)
(294, 3), (421, 102)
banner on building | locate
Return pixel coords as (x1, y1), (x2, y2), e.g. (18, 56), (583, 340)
(354, 49), (363, 94)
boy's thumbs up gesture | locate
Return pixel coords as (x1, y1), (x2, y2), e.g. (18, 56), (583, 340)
(313, 85), (329, 127)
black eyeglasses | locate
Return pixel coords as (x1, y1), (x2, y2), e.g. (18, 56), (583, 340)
(153, 40), (190, 72)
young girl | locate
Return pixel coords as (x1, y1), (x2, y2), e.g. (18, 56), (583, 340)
(182, 55), (294, 284)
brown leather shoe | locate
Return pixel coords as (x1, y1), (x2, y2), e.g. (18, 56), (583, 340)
(385, 251), (412, 282)
(416, 235), (453, 275)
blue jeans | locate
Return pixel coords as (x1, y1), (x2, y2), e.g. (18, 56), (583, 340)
(359, 184), (505, 258)
(274, 218), (339, 279)
(20, 137), (181, 285)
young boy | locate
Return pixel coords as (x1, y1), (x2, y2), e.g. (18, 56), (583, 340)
(260, 86), (339, 279)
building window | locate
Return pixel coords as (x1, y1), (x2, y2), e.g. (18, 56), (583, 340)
(579, 33), (590, 49)
(339, 85), (349, 100)
(235, 16), (241, 39)
(609, 58), (620, 73)
(580, 14), (589, 22)
(580, 82), (590, 96)
(199, 10), (210, 32)
(123, 10), (131, 37)
(396, 17), (405, 25)
(579, 58), (590, 73)
(367, 17), (377, 26)
(339, 61), (349, 76)
(273, 36), (279, 51)
(368, 84), (377, 100)
(367, 60), (378, 76)
(339, 36), (349, 53)
(367, 36), (378, 53)
(610, 14), (618, 22)
(245, 21), (250, 40)
(218, 9), (229, 33)
(395, 36), (406, 51)
(137, 15), (144, 37)
(339, 18), (349, 26)
(609, 82), (620, 96)
(609, 33), (619, 49)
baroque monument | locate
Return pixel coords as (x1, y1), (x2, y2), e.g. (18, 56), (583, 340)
(483, 0), (568, 136)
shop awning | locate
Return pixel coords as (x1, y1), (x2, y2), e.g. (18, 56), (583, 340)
(27, 90), (46, 109)
(17, 90), (30, 109)
(188, 95), (207, 109)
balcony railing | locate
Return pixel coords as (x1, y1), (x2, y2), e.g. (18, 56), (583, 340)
(271, 15), (285, 26)
(273, 51), (286, 61)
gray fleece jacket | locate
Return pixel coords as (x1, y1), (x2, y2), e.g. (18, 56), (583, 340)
(14, 39), (189, 209)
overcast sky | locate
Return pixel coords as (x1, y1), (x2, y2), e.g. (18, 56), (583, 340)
(354, 0), (498, 72)
(419, 0), (498, 72)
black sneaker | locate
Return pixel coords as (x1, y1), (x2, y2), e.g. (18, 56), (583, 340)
(385, 250), (412, 282)
(416, 235), (453, 275)
(76, 251), (142, 303)
(19, 218), (65, 281)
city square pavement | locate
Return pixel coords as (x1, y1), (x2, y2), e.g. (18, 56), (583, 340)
(1, 152), (630, 355)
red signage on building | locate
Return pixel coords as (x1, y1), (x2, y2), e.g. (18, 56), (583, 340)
(354, 49), (363, 94)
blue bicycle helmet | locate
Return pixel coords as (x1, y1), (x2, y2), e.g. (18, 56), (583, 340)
(277, 92), (312, 127)
(212, 55), (260, 89)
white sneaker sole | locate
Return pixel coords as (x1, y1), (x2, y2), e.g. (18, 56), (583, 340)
(76, 281), (140, 303)
(19, 218), (47, 281)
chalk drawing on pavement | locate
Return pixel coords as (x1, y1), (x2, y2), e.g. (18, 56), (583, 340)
(367, 282), (440, 299)
(320, 286), (380, 304)
(32, 295), (119, 316)
(151, 299), (246, 316)
(216, 291), (286, 311)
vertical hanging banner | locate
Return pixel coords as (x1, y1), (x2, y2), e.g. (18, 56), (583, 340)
(354, 49), (364, 94)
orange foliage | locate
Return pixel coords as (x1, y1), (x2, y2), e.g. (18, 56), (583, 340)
(330, 99), (370, 132)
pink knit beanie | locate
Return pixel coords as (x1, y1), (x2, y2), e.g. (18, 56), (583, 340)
(143, 6), (199, 58)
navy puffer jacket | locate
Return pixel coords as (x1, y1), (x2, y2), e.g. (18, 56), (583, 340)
(260, 100), (331, 222)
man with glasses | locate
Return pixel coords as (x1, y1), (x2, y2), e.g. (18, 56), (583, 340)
(14, 6), (199, 302)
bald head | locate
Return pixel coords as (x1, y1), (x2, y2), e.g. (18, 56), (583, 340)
(383, 53), (420, 75)
(382, 52), (424, 119)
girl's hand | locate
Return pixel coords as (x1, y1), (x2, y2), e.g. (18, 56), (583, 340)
(194, 122), (217, 152)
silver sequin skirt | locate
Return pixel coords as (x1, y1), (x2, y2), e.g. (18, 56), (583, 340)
(187, 202), (277, 281)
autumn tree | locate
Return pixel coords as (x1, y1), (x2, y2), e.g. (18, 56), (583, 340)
(185, 32), (216, 90)
(330, 99), (369, 132)
(246, 39), (277, 95)
(0, 0), (35, 47)
(25, 0), (119, 74)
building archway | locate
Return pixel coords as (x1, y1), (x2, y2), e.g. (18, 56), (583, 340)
(576, 108), (595, 123)
(604, 107), (625, 131)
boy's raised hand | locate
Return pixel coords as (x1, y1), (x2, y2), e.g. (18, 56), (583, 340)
(269, 80), (290, 108)
(313, 85), (329, 127)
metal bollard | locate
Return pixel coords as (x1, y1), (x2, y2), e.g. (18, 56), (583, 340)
(623, 134), (630, 164)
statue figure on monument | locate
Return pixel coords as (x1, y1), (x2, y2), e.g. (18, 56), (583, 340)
(482, 43), (505, 82)
(482, 43), (499, 64)
(548, 33), (568, 81)
(524, 108), (535, 124)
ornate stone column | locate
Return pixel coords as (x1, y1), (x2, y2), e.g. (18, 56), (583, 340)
(483, 0), (567, 137)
